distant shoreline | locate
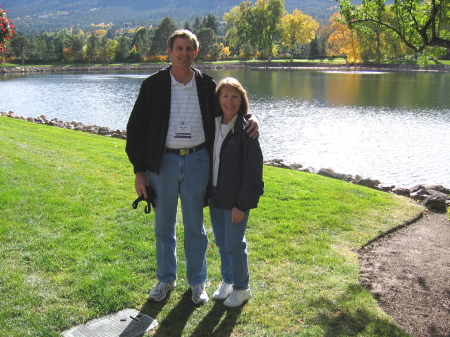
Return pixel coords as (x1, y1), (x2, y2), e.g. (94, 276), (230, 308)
(2, 62), (450, 73)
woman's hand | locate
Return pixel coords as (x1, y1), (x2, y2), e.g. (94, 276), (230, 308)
(231, 207), (245, 223)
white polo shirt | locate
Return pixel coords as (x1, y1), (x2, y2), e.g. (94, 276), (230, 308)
(165, 71), (205, 149)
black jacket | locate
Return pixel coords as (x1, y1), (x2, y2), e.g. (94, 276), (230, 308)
(213, 116), (264, 212)
(125, 66), (217, 175)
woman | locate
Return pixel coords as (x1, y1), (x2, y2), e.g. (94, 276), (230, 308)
(209, 77), (264, 308)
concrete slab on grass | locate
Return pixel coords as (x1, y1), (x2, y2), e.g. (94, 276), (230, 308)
(61, 308), (158, 337)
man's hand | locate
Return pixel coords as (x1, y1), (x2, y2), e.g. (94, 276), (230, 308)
(231, 207), (245, 223)
(135, 172), (150, 198)
(246, 115), (260, 139)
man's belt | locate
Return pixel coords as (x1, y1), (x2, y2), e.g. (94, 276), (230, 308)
(165, 143), (206, 156)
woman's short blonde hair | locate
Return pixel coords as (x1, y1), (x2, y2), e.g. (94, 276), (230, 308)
(215, 77), (249, 117)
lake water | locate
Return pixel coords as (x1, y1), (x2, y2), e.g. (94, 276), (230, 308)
(1, 68), (449, 188)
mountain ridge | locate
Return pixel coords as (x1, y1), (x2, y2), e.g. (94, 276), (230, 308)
(2, 0), (339, 33)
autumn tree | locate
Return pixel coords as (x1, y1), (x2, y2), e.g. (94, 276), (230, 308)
(219, 43), (231, 60)
(336, 0), (450, 59)
(231, 0), (285, 61)
(253, 0), (285, 61)
(327, 13), (362, 63)
(223, 6), (241, 56)
(380, 29), (413, 60)
(281, 9), (319, 62)
(354, 20), (412, 62)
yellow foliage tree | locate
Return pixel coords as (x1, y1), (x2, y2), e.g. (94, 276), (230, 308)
(219, 43), (231, 60)
(327, 13), (362, 63)
(281, 9), (319, 62)
(94, 29), (107, 36)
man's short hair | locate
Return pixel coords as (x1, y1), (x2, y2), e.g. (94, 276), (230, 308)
(167, 30), (199, 51)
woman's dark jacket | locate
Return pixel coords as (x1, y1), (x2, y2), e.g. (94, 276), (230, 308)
(213, 116), (264, 212)
(125, 66), (216, 175)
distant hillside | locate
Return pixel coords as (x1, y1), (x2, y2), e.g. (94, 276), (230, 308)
(2, 0), (340, 33)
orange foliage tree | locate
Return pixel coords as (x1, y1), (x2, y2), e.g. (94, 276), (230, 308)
(327, 13), (362, 63)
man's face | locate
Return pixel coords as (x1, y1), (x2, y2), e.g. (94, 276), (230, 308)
(168, 37), (198, 70)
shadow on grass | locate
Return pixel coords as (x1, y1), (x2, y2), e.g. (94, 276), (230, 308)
(151, 291), (198, 336)
(307, 284), (409, 337)
(190, 302), (242, 337)
(128, 290), (242, 337)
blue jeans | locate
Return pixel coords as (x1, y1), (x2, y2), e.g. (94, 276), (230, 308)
(146, 148), (209, 286)
(209, 188), (250, 290)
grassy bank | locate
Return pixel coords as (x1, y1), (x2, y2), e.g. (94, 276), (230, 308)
(0, 116), (423, 336)
(2, 58), (450, 69)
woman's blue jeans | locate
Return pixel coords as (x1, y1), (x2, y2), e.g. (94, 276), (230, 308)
(146, 148), (209, 286)
(209, 188), (250, 290)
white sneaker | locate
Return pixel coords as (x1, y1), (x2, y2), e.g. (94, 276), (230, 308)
(223, 288), (252, 308)
(190, 283), (209, 304)
(212, 281), (233, 300)
(149, 281), (176, 301)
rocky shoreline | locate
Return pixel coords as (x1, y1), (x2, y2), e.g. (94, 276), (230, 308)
(2, 110), (449, 211)
(2, 62), (450, 74)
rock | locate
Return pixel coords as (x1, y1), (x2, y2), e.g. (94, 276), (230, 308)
(98, 126), (112, 136)
(392, 187), (410, 197)
(409, 185), (449, 210)
(300, 167), (316, 173)
(289, 163), (304, 170)
(410, 190), (430, 201)
(111, 130), (127, 140)
(318, 168), (337, 179)
(426, 184), (444, 192)
(358, 178), (377, 189)
(423, 195), (447, 210)
(410, 185), (426, 193)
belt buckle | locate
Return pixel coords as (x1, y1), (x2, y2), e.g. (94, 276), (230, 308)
(180, 149), (190, 156)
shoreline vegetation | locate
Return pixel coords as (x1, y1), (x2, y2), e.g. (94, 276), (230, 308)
(2, 60), (450, 73)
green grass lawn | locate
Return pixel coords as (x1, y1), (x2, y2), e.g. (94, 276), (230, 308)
(0, 116), (423, 336)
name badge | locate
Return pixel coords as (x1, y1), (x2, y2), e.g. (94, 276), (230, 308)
(174, 124), (192, 138)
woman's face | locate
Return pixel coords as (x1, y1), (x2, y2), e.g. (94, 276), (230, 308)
(219, 86), (242, 122)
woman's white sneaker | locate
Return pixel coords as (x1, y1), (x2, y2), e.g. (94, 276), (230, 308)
(223, 288), (252, 307)
(212, 281), (233, 300)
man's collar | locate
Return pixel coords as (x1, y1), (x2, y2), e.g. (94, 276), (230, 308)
(170, 69), (195, 87)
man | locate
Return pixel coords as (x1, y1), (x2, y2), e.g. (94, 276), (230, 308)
(126, 30), (258, 304)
